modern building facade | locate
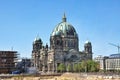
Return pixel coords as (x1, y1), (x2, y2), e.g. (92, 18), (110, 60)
(94, 54), (120, 71)
(32, 14), (93, 72)
(94, 55), (108, 70)
(105, 54), (120, 70)
(0, 51), (18, 73)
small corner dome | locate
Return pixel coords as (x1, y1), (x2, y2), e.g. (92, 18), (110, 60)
(51, 14), (78, 37)
(85, 40), (91, 44)
(33, 36), (42, 44)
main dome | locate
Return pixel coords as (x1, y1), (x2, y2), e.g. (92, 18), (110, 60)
(51, 14), (78, 37)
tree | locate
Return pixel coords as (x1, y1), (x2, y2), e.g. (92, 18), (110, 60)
(73, 63), (79, 72)
(77, 60), (100, 72)
(86, 60), (100, 72)
(87, 60), (93, 72)
(81, 61), (87, 72)
(94, 61), (100, 72)
(67, 64), (72, 72)
(78, 63), (82, 72)
(57, 63), (65, 73)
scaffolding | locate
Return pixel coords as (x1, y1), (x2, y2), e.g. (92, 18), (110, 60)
(0, 51), (19, 73)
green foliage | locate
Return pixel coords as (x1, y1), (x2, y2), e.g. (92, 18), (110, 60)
(81, 61), (87, 72)
(57, 63), (65, 72)
(77, 63), (82, 72)
(67, 64), (72, 72)
(73, 63), (79, 72)
(83, 60), (100, 72)
(73, 60), (100, 72)
(57, 60), (100, 73)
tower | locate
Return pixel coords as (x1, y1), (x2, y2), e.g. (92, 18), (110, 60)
(33, 37), (43, 52)
(32, 36), (43, 68)
(84, 40), (92, 60)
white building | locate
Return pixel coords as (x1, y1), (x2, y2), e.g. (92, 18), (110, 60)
(105, 54), (120, 70)
(94, 54), (120, 71)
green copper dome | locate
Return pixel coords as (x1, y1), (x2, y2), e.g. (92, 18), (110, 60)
(85, 40), (91, 44)
(33, 35), (42, 44)
(51, 14), (77, 37)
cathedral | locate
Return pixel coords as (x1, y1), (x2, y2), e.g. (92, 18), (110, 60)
(32, 14), (93, 72)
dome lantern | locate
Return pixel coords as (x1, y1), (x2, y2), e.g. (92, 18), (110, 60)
(62, 13), (67, 22)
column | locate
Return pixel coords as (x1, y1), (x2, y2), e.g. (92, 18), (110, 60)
(47, 63), (50, 73)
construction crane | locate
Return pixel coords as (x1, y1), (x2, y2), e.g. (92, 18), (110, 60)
(109, 43), (120, 54)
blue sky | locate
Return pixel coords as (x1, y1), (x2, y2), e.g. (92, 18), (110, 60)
(0, 0), (120, 58)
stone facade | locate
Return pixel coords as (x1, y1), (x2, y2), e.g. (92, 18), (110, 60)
(32, 14), (93, 72)
(94, 54), (120, 71)
(105, 58), (120, 70)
